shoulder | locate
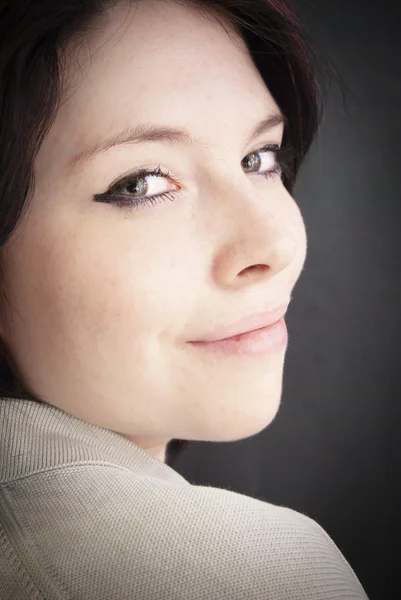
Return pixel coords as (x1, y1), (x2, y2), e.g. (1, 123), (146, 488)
(1, 463), (368, 600)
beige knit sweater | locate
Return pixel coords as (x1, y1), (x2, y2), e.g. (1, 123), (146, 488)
(0, 396), (369, 599)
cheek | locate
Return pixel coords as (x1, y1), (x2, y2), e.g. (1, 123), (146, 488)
(298, 209), (308, 264)
(3, 217), (196, 353)
(288, 199), (307, 270)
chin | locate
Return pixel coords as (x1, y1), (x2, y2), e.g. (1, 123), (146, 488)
(216, 413), (280, 442)
(195, 393), (282, 444)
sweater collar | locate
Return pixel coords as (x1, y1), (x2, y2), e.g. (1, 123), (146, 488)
(0, 396), (189, 486)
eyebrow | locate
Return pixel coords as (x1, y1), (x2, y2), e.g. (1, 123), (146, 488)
(69, 112), (287, 168)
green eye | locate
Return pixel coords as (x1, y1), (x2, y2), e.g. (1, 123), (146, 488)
(242, 152), (262, 173)
(242, 144), (282, 179)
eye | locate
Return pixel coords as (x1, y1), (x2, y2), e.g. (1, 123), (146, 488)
(114, 166), (178, 198)
(93, 165), (182, 209)
(242, 144), (284, 180)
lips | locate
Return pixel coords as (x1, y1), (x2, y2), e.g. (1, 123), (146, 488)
(190, 303), (289, 343)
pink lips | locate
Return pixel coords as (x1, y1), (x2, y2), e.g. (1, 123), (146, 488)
(188, 304), (289, 356)
(191, 304), (289, 342)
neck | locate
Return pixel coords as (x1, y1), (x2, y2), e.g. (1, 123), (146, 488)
(122, 434), (170, 463)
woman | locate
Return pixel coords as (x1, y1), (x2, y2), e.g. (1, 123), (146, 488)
(0, 0), (368, 598)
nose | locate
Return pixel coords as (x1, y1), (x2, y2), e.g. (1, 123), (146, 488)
(210, 183), (299, 289)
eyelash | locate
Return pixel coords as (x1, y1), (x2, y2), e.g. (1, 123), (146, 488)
(93, 143), (294, 210)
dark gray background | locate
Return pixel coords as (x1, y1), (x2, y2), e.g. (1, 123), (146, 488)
(170, 1), (400, 599)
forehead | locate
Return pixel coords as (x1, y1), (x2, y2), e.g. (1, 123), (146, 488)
(41, 1), (279, 168)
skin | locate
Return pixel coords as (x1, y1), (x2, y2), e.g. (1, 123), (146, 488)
(0, 0), (307, 464)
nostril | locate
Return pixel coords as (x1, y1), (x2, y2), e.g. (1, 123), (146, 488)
(239, 263), (270, 278)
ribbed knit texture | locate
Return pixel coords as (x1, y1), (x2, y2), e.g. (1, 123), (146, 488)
(0, 396), (368, 599)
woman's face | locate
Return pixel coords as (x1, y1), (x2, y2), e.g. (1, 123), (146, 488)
(0, 0), (307, 460)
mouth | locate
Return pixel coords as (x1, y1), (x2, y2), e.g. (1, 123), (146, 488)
(187, 304), (289, 356)
(190, 303), (289, 343)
